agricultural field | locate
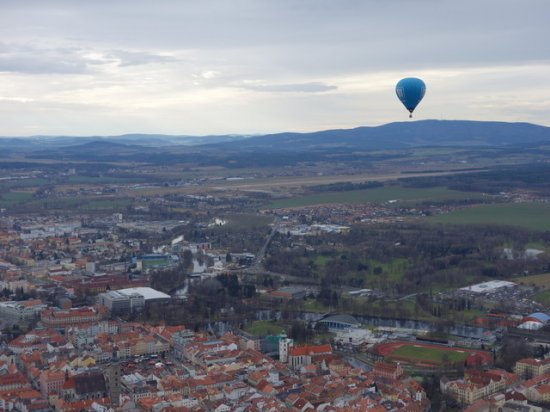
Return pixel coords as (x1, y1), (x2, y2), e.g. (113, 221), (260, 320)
(514, 273), (550, 288)
(0, 191), (34, 207)
(2, 195), (134, 214)
(222, 214), (275, 230)
(268, 186), (484, 209)
(81, 198), (134, 210)
(429, 202), (550, 231)
(65, 175), (151, 184)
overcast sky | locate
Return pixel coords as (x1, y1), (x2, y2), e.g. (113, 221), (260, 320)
(1, 0), (549, 136)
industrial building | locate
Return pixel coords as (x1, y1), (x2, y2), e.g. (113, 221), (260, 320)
(518, 312), (550, 330)
(460, 280), (517, 295)
(98, 287), (170, 315)
(317, 314), (361, 332)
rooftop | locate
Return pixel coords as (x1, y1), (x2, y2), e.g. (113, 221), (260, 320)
(525, 312), (550, 323)
(116, 287), (170, 301)
(460, 280), (516, 293)
(319, 314), (360, 326)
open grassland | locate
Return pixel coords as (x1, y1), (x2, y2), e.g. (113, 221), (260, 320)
(269, 186), (483, 208)
(390, 345), (470, 364)
(526, 241), (548, 250)
(0, 191), (34, 207)
(514, 273), (550, 306)
(222, 214), (274, 230)
(429, 202), (550, 231)
(312, 256), (409, 287)
(65, 175), (151, 184)
(514, 273), (550, 288)
(244, 320), (285, 336)
(214, 169), (482, 192)
(303, 299), (330, 313)
(533, 290), (550, 306)
(3, 196), (134, 213)
(0, 178), (50, 189)
(84, 198), (134, 210)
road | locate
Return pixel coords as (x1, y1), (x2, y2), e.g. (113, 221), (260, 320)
(250, 217), (280, 271)
(224, 216), (319, 285)
(397, 293), (418, 301)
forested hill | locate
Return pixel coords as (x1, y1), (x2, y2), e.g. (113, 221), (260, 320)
(1, 120), (549, 165)
(212, 120), (550, 151)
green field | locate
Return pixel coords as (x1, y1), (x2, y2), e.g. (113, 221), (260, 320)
(66, 175), (150, 184)
(534, 290), (550, 306)
(429, 202), (550, 231)
(269, 186), (484, 208)
(0, 191), (34, 207)
(222, 214), (274, 230)
(514, 273), (550, 288)
(390, 345), (470, 364)
(313, 255), (409, 287)
(526, 241), (548, 250)
(303, 299), (330, 313)
(0, 178), (51, 189)
(83, 198), (134, 210)
(2, 196), (134, 213)
(244, 320), (285, 336)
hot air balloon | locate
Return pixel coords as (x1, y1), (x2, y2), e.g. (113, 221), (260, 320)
(396, 77), (426, 118)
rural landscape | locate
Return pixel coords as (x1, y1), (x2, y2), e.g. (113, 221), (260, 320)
(1, 119), (550, 411)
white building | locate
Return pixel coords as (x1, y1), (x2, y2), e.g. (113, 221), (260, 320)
(460, 280), (516, 294)
(98, 290), (144, 314)
(98, 287), (169, 314)
(334, 328), (381, 346)
(0, 300), (47, 322)
(279, 336), (294, 364)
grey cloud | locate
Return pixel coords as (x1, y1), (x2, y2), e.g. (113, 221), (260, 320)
(103, 50), (178, 67)
(0, 56), (88, 74)
(0, 43), (90, 74)
(1, 0), (549, 74)
(239, 82), (337, 93)
(0, 42), (178, 74)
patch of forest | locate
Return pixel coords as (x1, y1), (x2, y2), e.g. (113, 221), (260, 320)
(264, 223), (550, 294)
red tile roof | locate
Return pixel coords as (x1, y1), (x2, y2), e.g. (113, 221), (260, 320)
(288, 344), (332, 357)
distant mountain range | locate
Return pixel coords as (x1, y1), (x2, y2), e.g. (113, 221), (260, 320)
(0, 133), (249, 149)
(215, 120), (550, 151)
(1, 120), (549, 164)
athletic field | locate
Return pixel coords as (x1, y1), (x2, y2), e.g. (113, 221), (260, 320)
(373, 341), (492, 367)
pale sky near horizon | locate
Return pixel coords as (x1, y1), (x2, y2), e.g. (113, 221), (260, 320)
(1, 0), (549, 136)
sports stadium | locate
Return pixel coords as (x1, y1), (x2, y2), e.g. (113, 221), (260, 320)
(371, 340), (493, 369)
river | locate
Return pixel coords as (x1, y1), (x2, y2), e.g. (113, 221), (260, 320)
(255, 309), (489, 340)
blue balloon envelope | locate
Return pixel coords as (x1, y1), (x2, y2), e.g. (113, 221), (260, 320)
(396, 77), (426, 118)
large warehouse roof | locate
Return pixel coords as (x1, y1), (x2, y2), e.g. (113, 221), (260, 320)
(320, 314), (360, 326)
(525, 312), (550, 324)
(460, 280), (516, 294)
(117, 287), (170, 301)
